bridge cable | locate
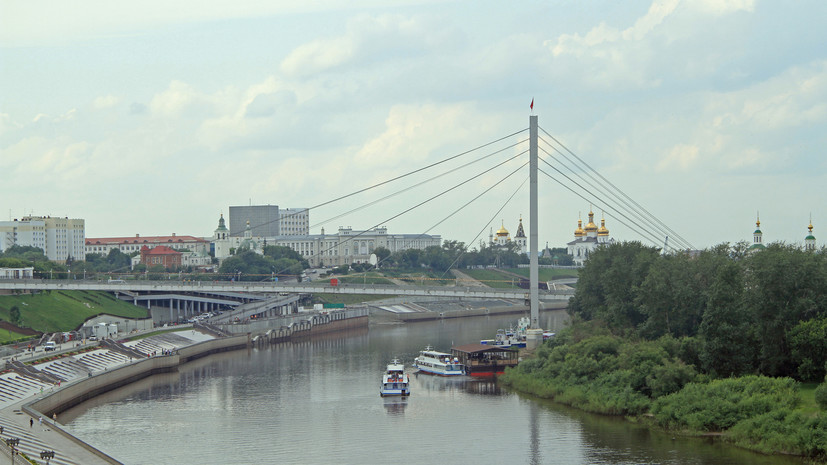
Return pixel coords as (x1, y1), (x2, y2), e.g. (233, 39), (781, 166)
(540, 139), (692, 250)
(538, 162), (677, 251)
(310, 138), (528, 230)
(539, 126), (695, 250)
(537, 136), (692, 251)
(271, 150), (529, 277)
(366, 164), (529, 279)
(437, 176), (530, 282)
(228, 128), (529, 237)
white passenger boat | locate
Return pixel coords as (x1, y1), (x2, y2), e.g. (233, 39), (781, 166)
(480, 317), (530, 349)
(380, 359), (411, 397)
(413, 346), (465, 376)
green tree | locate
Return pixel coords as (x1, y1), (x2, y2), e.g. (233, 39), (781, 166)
(637, 246), (729, 339)
(263, 245), (308, 268)
(9, 306), (21, 326)
(788, 317), (827, 381)
(373, 246), (391, 265)
(744, 244), (827, 377)
(568, 241), (659, 331)
(699, 260), (756, 376)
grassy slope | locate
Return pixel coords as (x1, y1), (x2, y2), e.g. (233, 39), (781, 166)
(505, 267), (579, 281)
(460, 269), (520, 288)
(0, 291), (149, 334)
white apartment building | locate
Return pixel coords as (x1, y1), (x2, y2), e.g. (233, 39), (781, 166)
(86, 234), (210, 256)
(211, 214), (441, 267)
(279, 208), (309, 236)
(0, 216), (85, 263)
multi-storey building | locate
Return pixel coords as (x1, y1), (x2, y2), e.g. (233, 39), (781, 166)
(229, 205), (280, 237)
(140, 245), (182, 268)
(279, 208), (309, 236)
(212, 215), (441, 267)
(0, 216), (85, 263)
(86, 234), (210, 256)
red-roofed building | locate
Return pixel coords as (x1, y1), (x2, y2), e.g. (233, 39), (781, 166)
(85, 234), (209, 256)
(140, 245), (182, 269)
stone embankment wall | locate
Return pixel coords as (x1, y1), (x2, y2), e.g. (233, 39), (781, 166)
(254, 315), (368, 345)
(28, 335), (249, 417)
(393, 301), (567, 322)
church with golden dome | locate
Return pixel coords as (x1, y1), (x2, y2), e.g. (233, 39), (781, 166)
(567, 209), (614, 266)
(489, 218), (528, 254)
(747, 214), (817, 252)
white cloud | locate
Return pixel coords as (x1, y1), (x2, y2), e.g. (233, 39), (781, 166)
(0, 1), (439, 47)
(656, 144), (699, 171)
(355, 104), (468, 167)
(543, 0), (758, 89)
(93, 95), (120, 109)
(693, 0), (754, 15)
(280, 13), (444, 77)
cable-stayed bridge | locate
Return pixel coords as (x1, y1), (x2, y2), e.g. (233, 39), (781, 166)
(2, 115), (688, 343)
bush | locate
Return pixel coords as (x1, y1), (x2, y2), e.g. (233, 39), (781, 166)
(652, 376), (800, 432)
(816, 382), (827, 410)
(729, 410), (827, 458)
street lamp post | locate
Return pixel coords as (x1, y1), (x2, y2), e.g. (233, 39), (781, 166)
(5, 437), (19, 463)
(40, 450), (55, 464)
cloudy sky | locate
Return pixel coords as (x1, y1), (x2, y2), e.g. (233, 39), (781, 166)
(2, 0), (826, 251)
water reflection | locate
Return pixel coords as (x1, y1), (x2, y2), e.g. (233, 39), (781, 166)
(382, 397), (408, 416)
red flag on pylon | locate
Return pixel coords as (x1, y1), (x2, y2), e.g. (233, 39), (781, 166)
(530, 98), (534, 111)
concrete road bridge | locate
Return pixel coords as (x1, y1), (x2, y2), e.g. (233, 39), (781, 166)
(0, 279), (573, 301)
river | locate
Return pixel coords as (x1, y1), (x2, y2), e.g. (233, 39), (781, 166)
(61, 312), (805, 465)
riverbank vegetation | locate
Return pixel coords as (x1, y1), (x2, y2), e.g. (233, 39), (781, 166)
(501, 241), (827, 461)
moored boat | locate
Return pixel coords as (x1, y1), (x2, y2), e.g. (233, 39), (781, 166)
(380, 359), (411, 397)
(480, 317), (530, 349)
(413, 346), (465, 376)
(451, 343), (519, 376)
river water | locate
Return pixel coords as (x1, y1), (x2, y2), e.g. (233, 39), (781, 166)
(62, 312), (805, 465)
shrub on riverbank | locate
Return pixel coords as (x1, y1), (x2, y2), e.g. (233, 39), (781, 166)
(651, 376), (799, 431)
(501, 330), (696, 416)
(505, 333), (827, 460)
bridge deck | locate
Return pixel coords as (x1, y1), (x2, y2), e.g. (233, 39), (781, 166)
(0, 279), (573, 301)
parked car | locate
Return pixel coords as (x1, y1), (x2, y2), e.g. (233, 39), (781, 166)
(43, 341), (56, 351)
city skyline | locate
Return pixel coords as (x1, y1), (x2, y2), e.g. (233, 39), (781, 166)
(2, 1), (826, 249)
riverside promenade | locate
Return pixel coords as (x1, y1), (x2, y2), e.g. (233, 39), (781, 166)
(0, 328), (243, 465)
(0, 307), (368, 464)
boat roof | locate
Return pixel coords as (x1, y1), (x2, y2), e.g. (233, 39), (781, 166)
(451, 343), (517, 354)
(421, 349), (452, 357)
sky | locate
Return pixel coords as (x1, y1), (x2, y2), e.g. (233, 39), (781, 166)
(2, 0), (826, 252)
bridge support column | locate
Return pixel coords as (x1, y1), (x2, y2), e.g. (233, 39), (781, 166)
(526, 328), (543, 350)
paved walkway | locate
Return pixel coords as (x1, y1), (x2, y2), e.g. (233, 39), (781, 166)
(0, 329), (217, 464)
(450, 269), (488, 287)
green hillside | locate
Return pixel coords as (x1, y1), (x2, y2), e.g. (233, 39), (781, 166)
(505, 267), (579, 281)
(0, 290), (149, 334)
(459, 269), (520, 288)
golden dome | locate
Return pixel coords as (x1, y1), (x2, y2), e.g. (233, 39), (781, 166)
(496, 221), (509, 237)
(597, 218), (609, 236)
(584, 210), (598, 232)
(574, 219), (585, 237)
